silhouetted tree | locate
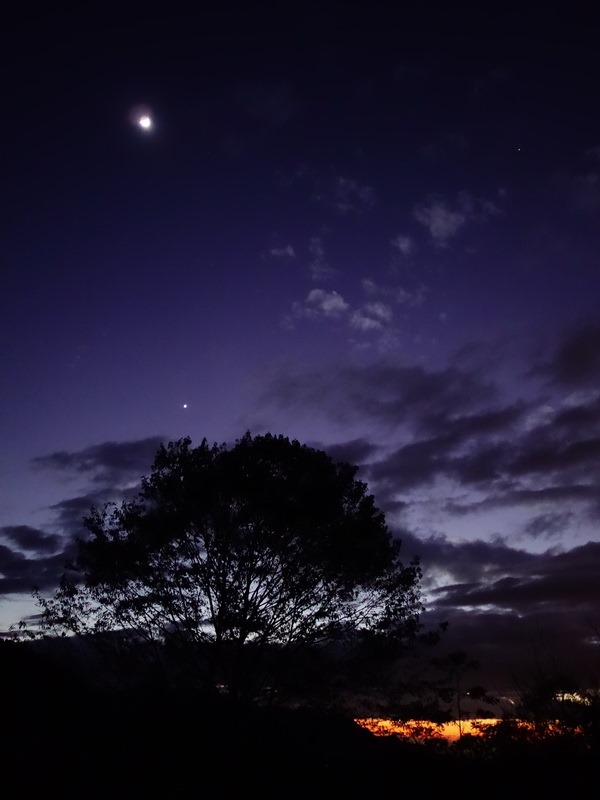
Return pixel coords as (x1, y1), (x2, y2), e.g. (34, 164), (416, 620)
(430, 651), (498, 735)
(36, 433), (423, 700)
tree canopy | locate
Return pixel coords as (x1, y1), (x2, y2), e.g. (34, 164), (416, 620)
(37, 433), (423, 699)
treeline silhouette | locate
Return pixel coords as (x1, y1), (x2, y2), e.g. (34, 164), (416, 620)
(2, 637), (598, 799)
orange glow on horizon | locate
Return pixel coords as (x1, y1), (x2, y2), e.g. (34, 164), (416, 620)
(355, 717), (499, 742)
(355, 717), (586, 744)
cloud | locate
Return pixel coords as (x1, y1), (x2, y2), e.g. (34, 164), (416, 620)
(401, 531), (600, 680)
(397, 529), (536, 585)
(361, 278), (427, 307)
(333, 177), (375, 214)
(0, 439), (167, 598)
(350, 312), (384, 332)
(48, 491), (113, 540)
(522, 511), (574, 539)
(408, 533), (600, 686)
(0, 526), (61, 555)
(33, 437), (165, 488)
(447, 484), (598, 516)
(315, 437), (381, 466)
(288, 289), (350, 326)
(391, 234), (415, 257)
(255, 331), (600, 556)
(260, 361), (497, 432)
(306, 289), (349, 317)
(433, 541), (600, 615)
(350, 302), (392, 332)
(414, 192), (499, 247)
(367, 404), (524, 491)
(414, 200), (467, 245)
(510, 436), (600, 479)
(269, 244), (295, 258)
(554, 168), (600, 215)
(540, 323), (600, 388)
(288, 282), (401, 341)
(292, 167), (375, 216)
(0, 542), (73, 596)
(422, 603), (600, 689)
(307, 235), (336, 281)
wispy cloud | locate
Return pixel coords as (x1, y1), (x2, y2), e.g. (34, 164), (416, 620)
(333, 176), (376, 214)
(307, 235), (335, 281)
(269, 244), (295, 258)
(289, 289), (350, 324)
(350, 302), (393, 332)
(554, 166), (600, 215)
(414, 192), (499, 247)
(391, 234), (415, 257)
(291, 167), (376, 216)
(362, 278), (427, 307)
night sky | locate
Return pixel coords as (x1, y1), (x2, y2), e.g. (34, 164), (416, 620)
(2, 4), (599, 689)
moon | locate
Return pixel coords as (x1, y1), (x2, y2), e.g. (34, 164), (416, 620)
(129, 105), (154, 132)
(182, 403), (188, 409)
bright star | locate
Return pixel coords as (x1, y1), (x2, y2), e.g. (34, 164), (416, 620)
(138, 115), (153, 130)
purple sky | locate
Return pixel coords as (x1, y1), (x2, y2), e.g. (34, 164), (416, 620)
(2, 4), (600, 689)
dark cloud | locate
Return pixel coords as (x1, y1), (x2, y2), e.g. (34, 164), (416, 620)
(422, 606), (600, 689)
(541, 323), (600, 387)
(510, 436), (600, 478)
(417, 540), (600, 687)
(432, 541), (600, 614)
(446, 484), (598, 515)
(48, 492), (109, 540)
(261, 361), (497, 429)
(257, 350), (600, 554)
(553, 397), (600, 432)
(420, 405), (525, 439)
(368, 404), (524, 490)
(522, 511), (574, 540)
(0, 443), (156, 598)
(452, 445), (507, 484)
(33, 437), (165, 487)
(396, 530), (536, 585)
(369, 438), (448, 489)
(48, 480), (141, 540)
(314, 437), (381, 467)
(0, 526), (61, 554)
(0, 543), (72, 596)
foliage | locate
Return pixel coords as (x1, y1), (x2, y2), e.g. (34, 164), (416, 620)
(35, 433), (423, 699)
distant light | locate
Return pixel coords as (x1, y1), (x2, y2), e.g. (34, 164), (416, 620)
(138, 115), (153, 130)
(182, 403), (188, 409)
